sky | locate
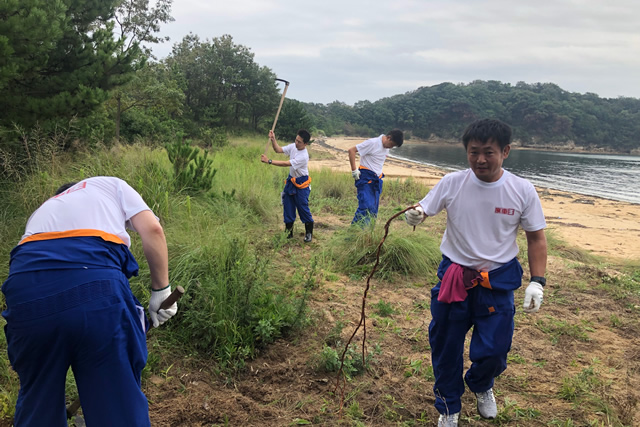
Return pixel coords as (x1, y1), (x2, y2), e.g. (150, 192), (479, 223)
(151, 0), (640, 105)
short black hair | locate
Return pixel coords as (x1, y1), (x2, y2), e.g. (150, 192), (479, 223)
(55, 182), (78, 195)
(298, 129), (311, 143)
(387, 129), (404, 147)
(462, 119), (512, 149)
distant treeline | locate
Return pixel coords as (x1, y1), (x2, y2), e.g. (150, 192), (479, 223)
(303, 81), (640, 153)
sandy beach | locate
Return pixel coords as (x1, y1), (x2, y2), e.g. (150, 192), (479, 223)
(309, 137), (640, 262)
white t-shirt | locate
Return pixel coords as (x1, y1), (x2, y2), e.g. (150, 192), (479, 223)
(282, 144), (309, 178)
(356, 135), (389, 176)
(23, 176), (153, 247)
(418, 169), (546, 272)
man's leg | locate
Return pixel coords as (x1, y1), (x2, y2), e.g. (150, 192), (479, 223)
(429, 298), (472, 415)
(464, 293), (515, 393)
(352, 182), (376, 225)
(283, 192), (297, 237)
(72, 278), (150, 427)
(6, 317), (71, 427)
(4, 271), (88, 427)
(295, 188), (314, 242)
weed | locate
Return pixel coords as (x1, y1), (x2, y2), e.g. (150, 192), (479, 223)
(507, 353), (526, 364)
(373, 299), (396, 317)
(536, 317), (592, 344)
(346, 401), (365, 420)
(313, 343), (373, 379)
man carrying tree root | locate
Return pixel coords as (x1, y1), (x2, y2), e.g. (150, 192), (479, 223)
(404, 119), (547, 427)
(349, 129), (404, 225)
(261, 129), (315, 242)
(1, 177), (178, 427)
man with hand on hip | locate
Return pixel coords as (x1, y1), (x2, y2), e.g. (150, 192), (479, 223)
(349, 129), (403, 225)
(2, 176), (177, 426)
(404, 119), (547, 427)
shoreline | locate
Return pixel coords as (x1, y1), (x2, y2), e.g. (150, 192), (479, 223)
(309, 136), (640, 262)
(399, 137), (640, 156)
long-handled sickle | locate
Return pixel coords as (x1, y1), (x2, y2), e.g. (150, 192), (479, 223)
(263, 78), (290, 157)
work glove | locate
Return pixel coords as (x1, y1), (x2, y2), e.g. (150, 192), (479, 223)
(351, 169), (361, 180)
(148, 286), (178, 328)
(405, 206), (425, 226)
(523, 281), (544, 313)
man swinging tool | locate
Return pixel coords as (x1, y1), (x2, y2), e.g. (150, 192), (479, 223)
(348, 129), (404, 225)
(260, 78), (315, 242)
(1, 177), (179, 426)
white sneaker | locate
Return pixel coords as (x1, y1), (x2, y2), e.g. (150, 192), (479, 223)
(475, 388), (497, 419)
(437, 412), (459, 427)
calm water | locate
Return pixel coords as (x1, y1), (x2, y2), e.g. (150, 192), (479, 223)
(391, 144), (640, 204)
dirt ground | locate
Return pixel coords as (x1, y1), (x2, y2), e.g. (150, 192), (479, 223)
(142, 139), (640, 427)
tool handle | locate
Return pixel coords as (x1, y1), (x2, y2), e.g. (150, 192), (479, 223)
(159, 285), (185, 310)
(270, 83), (289, 132)
(264, 81), (290, 157)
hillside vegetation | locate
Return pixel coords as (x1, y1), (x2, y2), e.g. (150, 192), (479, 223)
(303, 81), (640, 153)
(1, 136), (639, 426)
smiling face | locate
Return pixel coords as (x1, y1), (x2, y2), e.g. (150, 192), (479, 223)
(466, 138), (511, 182)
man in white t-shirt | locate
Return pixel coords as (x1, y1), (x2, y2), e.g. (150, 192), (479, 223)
(2, 176), (177, 426)
(261, 129), (315, 242)
(348, 129), (403, 225)
(404, 119), (547, 427)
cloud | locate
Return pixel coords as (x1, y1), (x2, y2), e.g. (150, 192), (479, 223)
(152, 0), (640, 104)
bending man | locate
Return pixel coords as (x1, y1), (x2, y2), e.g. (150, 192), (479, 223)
(2, 176), (177, 426)
(349, 129), (403, 225)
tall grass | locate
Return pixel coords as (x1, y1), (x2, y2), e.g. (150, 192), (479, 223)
(324, 223), (442, 280)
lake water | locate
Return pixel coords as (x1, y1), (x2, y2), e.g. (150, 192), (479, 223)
(391, 143), (640, 204)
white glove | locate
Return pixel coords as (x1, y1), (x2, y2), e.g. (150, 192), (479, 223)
(351, 169), (361, 180)
(148, 286), (178, 328)
(523, 281), (544, 313)
(405, 206), (425, 226)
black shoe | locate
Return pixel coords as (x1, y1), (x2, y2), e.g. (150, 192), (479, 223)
(285, 222), (294, 239)
(303, 222), (314, 243)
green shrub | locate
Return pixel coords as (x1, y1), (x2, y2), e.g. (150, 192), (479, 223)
(165, 138), (217, 194)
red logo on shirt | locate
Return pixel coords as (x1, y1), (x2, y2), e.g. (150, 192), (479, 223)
(52, 181), (87, 198)
(494, 207), (515, 215)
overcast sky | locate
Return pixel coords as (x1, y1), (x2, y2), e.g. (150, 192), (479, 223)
(152, 0), (640, 105)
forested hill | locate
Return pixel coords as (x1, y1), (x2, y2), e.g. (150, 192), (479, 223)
(302, 81), (640, 153)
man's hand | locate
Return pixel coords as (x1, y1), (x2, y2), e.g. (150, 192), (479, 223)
(405, 206), (425, 226)
(351, 169), (361, 180)
(148, 286), (178, 328)
(269, 130), (277, 143)
(261, 154), (269, 164)
(523, 281), (544, 313)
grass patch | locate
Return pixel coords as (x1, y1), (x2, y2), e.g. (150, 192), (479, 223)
(535, 317), (592, 345)
(324, 223), (441, 279)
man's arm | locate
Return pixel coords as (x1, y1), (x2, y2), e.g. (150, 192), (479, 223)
(260, 154), (291, 167)
(130, 210), (169, 291)
(525, 229), (547, 277)
(348, 146), (358, 171)
(269, 130), (284, 154)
